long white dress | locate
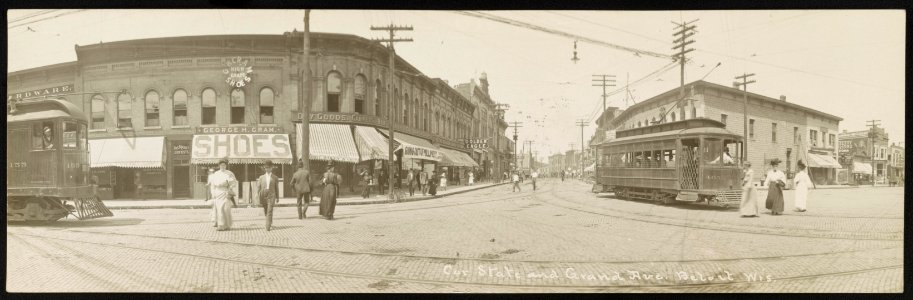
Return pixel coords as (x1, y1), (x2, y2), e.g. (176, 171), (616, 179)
(468, 172), (475, 185)
(794, 170), (811, 211)
(739, 168), (760, 216)
(208, 170), (238, 230)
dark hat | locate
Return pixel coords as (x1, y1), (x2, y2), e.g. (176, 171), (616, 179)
(218, 157), (230, 165)
(263, 160), (274, 167)
(326, 161), (335, 168)
(769, 158), (782, 166)
(797, 159), (806, 168)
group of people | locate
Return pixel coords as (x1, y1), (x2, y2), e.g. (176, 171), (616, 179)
(510, 170), (539, 192)
(358, 168), (447, 198)
(739, 158), (815, 217)
(205, 159), (344, 232)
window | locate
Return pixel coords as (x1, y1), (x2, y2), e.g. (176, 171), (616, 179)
(173, 89), (188, 126)
(793, 127), (799, 144)
(691, 106), (697, 119)
(78, 123), (87, 150)
(829, 134), (836, 147)
(748, 119), (755, 139)
(117, 93), (133, 128)
(721, 114), (727, 126)
(32, 121), (55, 150)
(63, 122), (78, 149)
(259, 87), (275, 124)
(230, 88), (245, 124)
(637, 121), (642, 127)
(201, 88), (216, 125)
(671, 112), (676, 122)
(680, 106), (686, 120)
(374, 80), (382, 117)
(810, 130), (818, 147)
(91, 94), (105, 129)
(403, 93), (409, 125)
(703, 138), (723, 165)
(354, 75), (366, 114)
(144, 90), (160, 127)
(771, 122), (777, 143)
(326, 72), (342, 112)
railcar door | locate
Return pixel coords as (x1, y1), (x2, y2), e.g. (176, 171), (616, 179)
(29, 121), (59, 186)
(61, 121), (89, 186)
(7, 127), (31, 187)
(678, 138), (700, 189)
(700, 137), (739, 190)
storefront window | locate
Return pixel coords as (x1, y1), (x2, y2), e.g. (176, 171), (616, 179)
(326, 72), (342, 112)
(230, 88), (245, 124)
(145, 90), (160, 127)
(117, 92), (133, 128)
(201, 88), (216, 125)
(91, 94), (105, 129)
(354, 75), (366, 114)
(173, 89), (188, 126)
(259, 87), (275, 124)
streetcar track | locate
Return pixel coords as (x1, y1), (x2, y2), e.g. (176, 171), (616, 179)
(10, 232), (902, 291)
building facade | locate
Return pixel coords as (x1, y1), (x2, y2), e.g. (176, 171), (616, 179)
(838, 128), (890, 185)
(454, 73), (510, 182)
(7, 32), (509, 200)
(888, 143), (904, 185)
(604, 80), (843, 185)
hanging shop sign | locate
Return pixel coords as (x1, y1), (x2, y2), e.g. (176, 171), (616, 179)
(223, 57), (253, 87)
(464, 139), (489, 149)
(191, 126), (292, 164)
(7, 84), (74, 101)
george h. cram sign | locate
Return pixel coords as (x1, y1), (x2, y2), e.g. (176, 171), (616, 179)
(191, 126), (292, 164)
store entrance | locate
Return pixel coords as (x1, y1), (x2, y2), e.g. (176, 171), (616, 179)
(173, 166), (190, 198)
(114, 168), (137, 199)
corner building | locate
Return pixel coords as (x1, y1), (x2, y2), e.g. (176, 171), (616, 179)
(7, 32), (507, 200)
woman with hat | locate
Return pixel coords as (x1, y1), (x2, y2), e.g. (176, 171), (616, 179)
(320, 162), (342, 220)
(763, 158), (787, 215)
(739, 161), (760, 217)
(793, 159), (814, 212)
(209, 158), (238, 230)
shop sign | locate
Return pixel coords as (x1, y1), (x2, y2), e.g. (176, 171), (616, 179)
(195, 126), (284, 134)
(309, 112), (385, 127)
(172, 141), (191, 160)
(464, 139), (488, 149)
(7, 84), (74, 101)
(402, 145), (443, 162)
(192, 127), (292, 163)
(223, 57), (253, 87)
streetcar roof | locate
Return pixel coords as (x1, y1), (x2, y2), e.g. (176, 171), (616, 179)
(599, 126), (741, 146)
(7, 98), (87, 123)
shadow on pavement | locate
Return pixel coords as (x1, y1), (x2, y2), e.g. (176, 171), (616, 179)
(593, 193), (738, 211)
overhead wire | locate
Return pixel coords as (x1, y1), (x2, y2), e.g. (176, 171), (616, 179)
(8, 9), (61, 24)
(8, 9), (88, 30)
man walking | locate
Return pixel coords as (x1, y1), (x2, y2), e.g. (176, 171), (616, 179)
(512, 172), (521, 192)
(419, 168), (428, 195)
(258, 160), (280, 231)
(290, 161), (311, 219)
(407, 168), (416, 196)
(531, 170), (539, 191)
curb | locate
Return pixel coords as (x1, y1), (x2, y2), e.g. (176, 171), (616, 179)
(106, 182), (510, 210)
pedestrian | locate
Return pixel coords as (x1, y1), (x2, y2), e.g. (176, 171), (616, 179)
(320, 162), (341, 220)
(407, 168), (416, 196)
(793, 160), (815, 212)
(209, 158), (237, 231)
(290, 161), (311, 219)
(511, 172), (521, 192)
(531, 170), (539, 190)
(764, 158), (787, 215)
(428, 170), (439, 196)
(257, 160), (280, 231)
(419, 168), (428, 195)
(739, 162), (760, 217)
(378, 169), (387, 195)
(134, 172), (144, 200)
(359, 168), (372, 199)
(468, 170), (475, 186)
(439, 170), (448, 191)
(561, 170), (565, 182)
(205, 168), (215, 224)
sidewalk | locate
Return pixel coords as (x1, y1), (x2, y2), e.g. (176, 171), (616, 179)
(102, 181), (509, 210)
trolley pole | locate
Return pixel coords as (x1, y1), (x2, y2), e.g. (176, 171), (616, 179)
(592, 74), (616, 113)
(576, 119), (588, 178)
(371, 23), (413, 200)
(735, 73), (756, 164)
(867, 120), (881, 186)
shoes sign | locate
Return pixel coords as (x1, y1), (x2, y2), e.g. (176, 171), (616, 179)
(223, 57), (253, 88)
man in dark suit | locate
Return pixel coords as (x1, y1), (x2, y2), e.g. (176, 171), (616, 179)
(290, 161), (311, 219)
(258, 160), (280, 231)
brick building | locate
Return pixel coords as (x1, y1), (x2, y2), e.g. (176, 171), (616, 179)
(7, 32), (509, 200)
(838, 128), (890, 185)
(888, 143), (904, 185)
(604, 80), (843, 185)
(454, 73), (511, 183)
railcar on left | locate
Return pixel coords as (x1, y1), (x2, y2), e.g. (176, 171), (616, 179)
(7, 98), (113, 221)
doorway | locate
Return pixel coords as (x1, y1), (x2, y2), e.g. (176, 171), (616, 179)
(173, 166), (190, 198)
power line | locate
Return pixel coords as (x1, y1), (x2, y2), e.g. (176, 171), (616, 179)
(8, 9), (61, 24)
(8, 9), (88, 30)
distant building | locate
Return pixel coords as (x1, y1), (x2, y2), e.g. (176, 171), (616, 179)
(839, 127), (890, 185)
(888, 143), (904, 185)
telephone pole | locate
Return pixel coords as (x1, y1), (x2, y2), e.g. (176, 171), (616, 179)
(509, 121), (522, 173)
(525, 140), (535, 171)
(299, 9), (311, 167)
(592, 74), (616, 112)
(659, 19), (698, 124)
(371, 23), (413, 200)
(576, 119), (588, 178)
(735, 73), (756, 164)
(867, 120), (881, 186)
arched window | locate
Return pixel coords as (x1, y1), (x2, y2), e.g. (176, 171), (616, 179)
(201, 88), (216, 125)
(424, 103), (429, 131)
(326, 72), (342, 112)
(117, 92), (133, 128)
(90, 94), (105, 129)
(413, 97), (419, 128)
(692, 106), (697, 120)
(435, 112), (440, 134)
(230, 88), (245, 124)
(374, 80), (382, 117)
(173, 89), (188, 126)
(259, 87), (275, 124)
(671, 112), (677, 122)
(403, 93), (409, 125)
(144, 90), (160, 127)
(680, 106), (686, 120)
(354, 75), (366, 114)
(637, 121), (642, 127)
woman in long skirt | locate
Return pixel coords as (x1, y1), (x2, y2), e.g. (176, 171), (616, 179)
(739, 162), (760, 217)
(793, 160), (814, 212)
(209, 159), (238, 231)
(763, 158), (786, 215)
(468, 171), (475, 186)
(320, 163), (340, 220)
(428, 171), (439, 196)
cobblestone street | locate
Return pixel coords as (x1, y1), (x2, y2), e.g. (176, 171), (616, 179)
(7, 179), (904, 293)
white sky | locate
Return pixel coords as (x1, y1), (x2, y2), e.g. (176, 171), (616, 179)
(7, 9), (906, 161)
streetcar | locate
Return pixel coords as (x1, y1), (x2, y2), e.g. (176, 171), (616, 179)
(593, 118), (744, 207)
(7, 98), (113, 221)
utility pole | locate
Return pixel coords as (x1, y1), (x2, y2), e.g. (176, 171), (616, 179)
(659, 19), (698, 124)
(592, 74), (616, 112)
(494, 103), (510, 182)
(371, 23), (413, 200)
(299, 9), (311, 168)
(734, 73), (756, 165)
(576, 119), (588, 178)
(525, 140), (535, 172)
(867, 120), (881, 186)
(508, 121), (522, 173)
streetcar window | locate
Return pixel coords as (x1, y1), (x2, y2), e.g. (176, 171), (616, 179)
(703, 138), (724, 165)
(63, 122), (78, 149)
(724, 139), (742, 166)
(78, 124), (87, 150)
(32, 122), (56, 150)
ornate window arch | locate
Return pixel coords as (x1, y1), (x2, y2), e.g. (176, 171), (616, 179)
(326, 71), (342, 112)
(259, 87), (275, 124)
(90, 94), (105, 129)
(144, 90), (160, 127)
(201, 88), (217, 125)
(172, 89), (188, 126)
(354, 74), (367, 114)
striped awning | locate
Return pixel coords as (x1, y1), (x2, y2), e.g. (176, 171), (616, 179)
(306, 123), (360, 163)
(89, 136), (165, 168)
(353, 126), (390, 161)
(806, 153), (841, 169)
(439, 148), (479, 167)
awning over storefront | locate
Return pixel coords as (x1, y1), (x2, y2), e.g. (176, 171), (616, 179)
(381, 131), (443, 162)
(353, 126), (390, 161)
(193, 127), (293, 164)
(584, 163), (596, 172)
(304, 123), (360, 163)
(89, 136), (165, 168)
(806, 153), (841, 169)
(439, 148), (479, 167)
(852, 162), (873, 174)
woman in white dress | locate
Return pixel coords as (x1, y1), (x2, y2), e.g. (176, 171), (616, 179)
(739, 162), (760, 217)
(209, 158), (238, 231)
(468, 171), (475, 186)
(793, 160), (814, 212)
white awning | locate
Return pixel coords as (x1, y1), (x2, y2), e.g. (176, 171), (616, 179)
(89, 136), (165, 168)
(584, 163), (596, 172)
(852, 162), (873, 174)
(353, 126), (390, 161)
(439, 148), (479, 167)
(806, 153), (841, 169)
(303, 123), (360, 163)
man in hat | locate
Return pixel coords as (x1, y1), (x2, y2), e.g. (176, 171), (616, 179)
(290, 161), (311, 219)
(258, 160), (280, 230)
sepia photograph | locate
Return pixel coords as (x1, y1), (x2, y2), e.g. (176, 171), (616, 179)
(5, 8), (905, 293)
